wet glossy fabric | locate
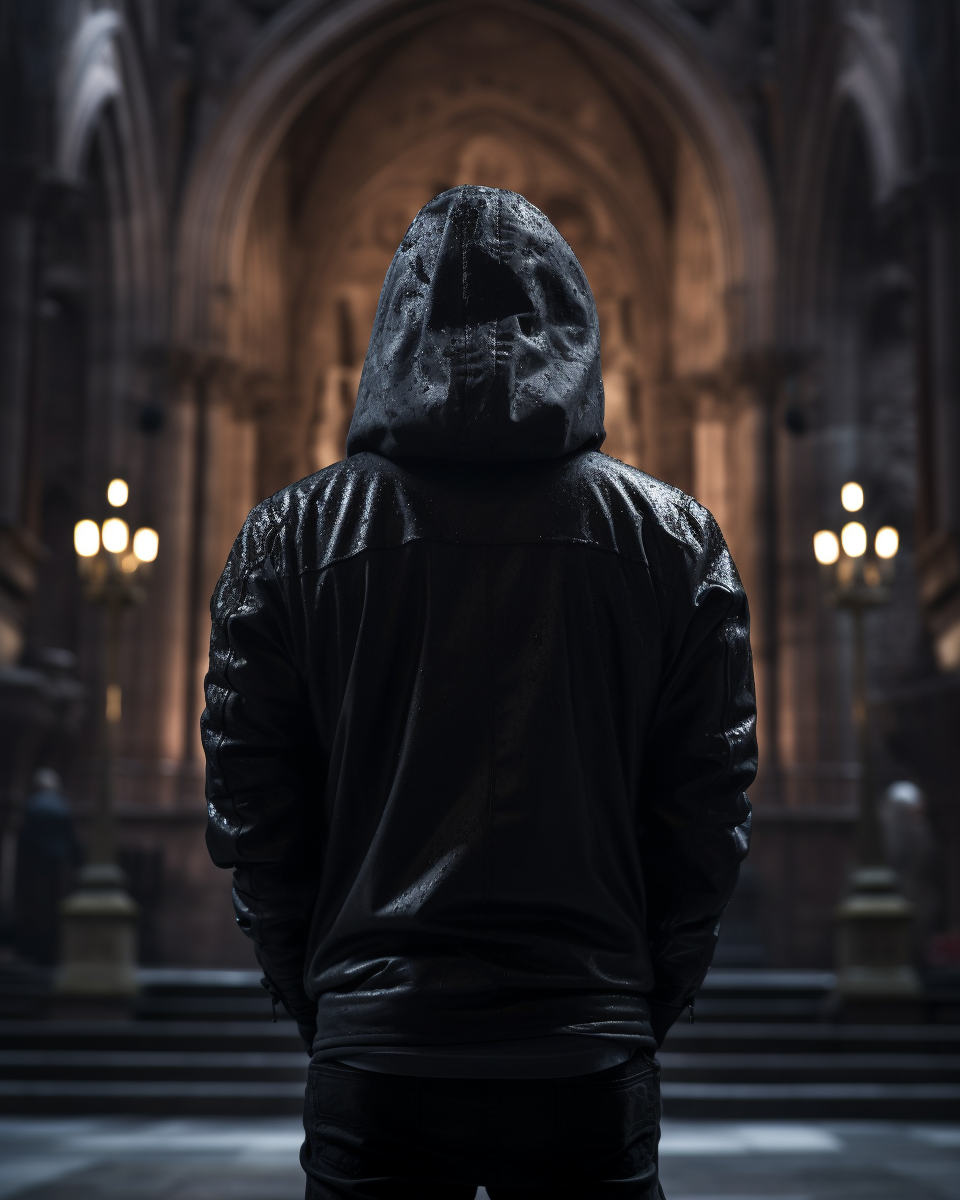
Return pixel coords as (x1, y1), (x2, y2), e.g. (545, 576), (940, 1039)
(203, 187), (756, 1061)
(203, 451), (756, 1055)
(346, 187), (605, 461)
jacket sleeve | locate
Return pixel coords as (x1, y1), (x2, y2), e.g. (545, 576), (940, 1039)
(640, 504), (757, 1044)
(202, 510), (322, 1031)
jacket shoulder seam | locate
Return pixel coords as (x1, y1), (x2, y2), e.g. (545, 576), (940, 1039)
(275, 531), (650, 579)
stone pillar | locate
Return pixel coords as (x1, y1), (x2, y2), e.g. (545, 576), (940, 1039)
(0, 16), (49, 938)
(690, 369), (770, 793)
(692, 390), (730, 534)
(0, 202), (34, 537)
(915, 163), (960, 670)
(181, 364), (258, 763)
(149, 368), (202, 768)
(909, 0), (960, 670)
(0, 186), (42, 670)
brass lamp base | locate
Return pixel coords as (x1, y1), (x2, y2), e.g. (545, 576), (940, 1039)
(834, 866), (922, 1021)
(55, 863), (139, 1002)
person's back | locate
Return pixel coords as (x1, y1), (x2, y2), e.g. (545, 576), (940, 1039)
(204, 186), (756, 1198)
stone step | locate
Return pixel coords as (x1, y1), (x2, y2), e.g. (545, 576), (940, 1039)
(660, 1081), (960, 1119)
(135, 996), (287, 1020)
(3, 1048), (957, 1086)
(0, 1050), (309, 1082)
(0, 1021), (957, 1118)
(0, 1079), (306, 1116)
(663, 1021), (960, 1053)
(658, 1051), (960, 1082)
(0, 1020), (303, 1052)
(1, 1077), (958, 1119)
(5, 966), (958, 1024)
(5, 1018), (959, 1055)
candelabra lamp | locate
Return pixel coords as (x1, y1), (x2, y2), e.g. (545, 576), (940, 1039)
(56, 479), (158, 1007)
(813, 482), (921, 1014)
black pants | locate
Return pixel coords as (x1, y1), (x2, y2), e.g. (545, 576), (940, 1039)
(301, 1050), (665, 1198)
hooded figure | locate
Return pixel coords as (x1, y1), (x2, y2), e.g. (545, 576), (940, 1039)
(204, 187), (756, 1199)
(346, 185), (603, 461)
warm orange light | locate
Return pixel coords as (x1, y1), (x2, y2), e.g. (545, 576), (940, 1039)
(74, 520), (100, 557)
(841, 482), (864, 512)
(107, 478), (129, 507)
(841, 521), (867, 557)
(101, 518), (129, 554)
(875, 526), (899, 559)
(132, 527), (159, 563)
(813, 530), (840, 565)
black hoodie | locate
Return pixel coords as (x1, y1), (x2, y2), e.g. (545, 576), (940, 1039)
(204, 187), (756, 1062)
(347, 185), (603, 461)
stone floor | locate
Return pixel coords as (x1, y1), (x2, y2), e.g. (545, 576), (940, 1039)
(0, 1118), (957, 1198)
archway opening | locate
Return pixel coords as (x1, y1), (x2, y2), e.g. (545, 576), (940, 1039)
(172, 0), (775, 818)
(230, 10), (731, 506)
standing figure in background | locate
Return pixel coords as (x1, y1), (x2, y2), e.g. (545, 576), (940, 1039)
(882, 781), (938, 954)
(15, 769), (82, 965)
(204, 187), (757, 1198)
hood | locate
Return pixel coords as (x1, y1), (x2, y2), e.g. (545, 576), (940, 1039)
(346, 186), (605, 461)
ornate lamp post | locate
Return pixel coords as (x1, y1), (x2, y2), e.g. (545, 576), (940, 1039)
(55, 479), (158, 1006)
(814, 483), (921, 1013)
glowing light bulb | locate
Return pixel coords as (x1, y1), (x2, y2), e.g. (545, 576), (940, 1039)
(841, 521), (867, 557)
(813, 530), (840, 565)
(132, 527), (159, 563)
(841, 482), (864, 512)
(101, 517), (129, 554)
(875, 526), (899, 559)
(74, 520), (100, 557)
(107, 478), (129, 507)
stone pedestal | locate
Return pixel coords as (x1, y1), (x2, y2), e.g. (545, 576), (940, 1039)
(55, 863), (139, 1004)
(835, 866), (922, 1020)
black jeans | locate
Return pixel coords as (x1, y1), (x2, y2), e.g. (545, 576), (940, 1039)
(301, 1050), (665, 1198)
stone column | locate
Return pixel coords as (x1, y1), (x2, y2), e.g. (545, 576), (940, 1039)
(181, 363), (258, 764)
(690, 367), (771, 794)
(915, 163), (960, 670)
(0, 181), (43, 670)
(147, 362), (203, 770)
(0, 11), (53, 940)
(692, 388), (731, 534)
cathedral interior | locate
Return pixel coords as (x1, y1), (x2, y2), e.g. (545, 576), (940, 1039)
(1, 0), (959, 977)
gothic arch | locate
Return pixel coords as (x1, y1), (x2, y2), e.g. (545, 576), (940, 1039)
(57, 9), (123, 182)
(784, 8), (912, 346)
(174, 0), (775, 358)
(835, 10), (910, 207)
(56, 6), (165, 346)
(167, 0), (779, 774)
(286, 17), (675, 479)
(776, 19), (920, 808)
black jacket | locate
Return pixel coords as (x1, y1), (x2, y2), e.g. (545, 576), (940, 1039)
(204, 187), (756, 1056)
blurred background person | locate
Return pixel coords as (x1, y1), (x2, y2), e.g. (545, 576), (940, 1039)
(14, 769), (82, 966)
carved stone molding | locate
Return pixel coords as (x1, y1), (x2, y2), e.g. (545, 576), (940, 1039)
(173, 0), (776, 360)
(836, 10), (910, 207)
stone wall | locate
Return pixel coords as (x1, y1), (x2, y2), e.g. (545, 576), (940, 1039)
(1, 0), (958, 968)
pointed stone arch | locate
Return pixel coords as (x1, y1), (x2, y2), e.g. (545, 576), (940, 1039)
(56, 6), (165, 347)
(168, 0), (777, 771)
(835, 10), (910, 207)
(174, 0), (774, 357)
